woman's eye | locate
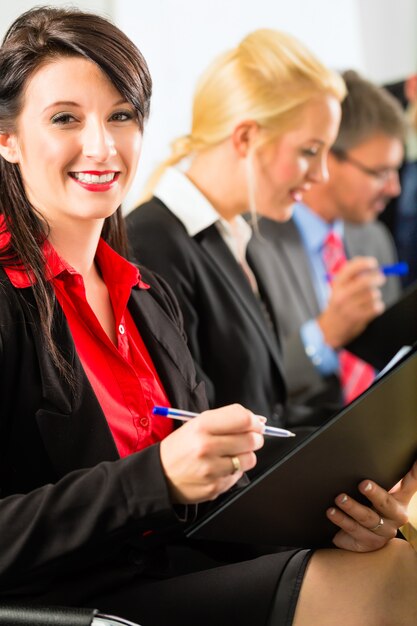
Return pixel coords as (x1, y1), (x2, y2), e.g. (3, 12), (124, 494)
(110, 110), (136, 122)
(302, 148), (319, 157)
(51, 113), (76, 125)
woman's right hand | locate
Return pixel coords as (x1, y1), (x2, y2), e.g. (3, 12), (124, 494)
(159, 404), (265, 504)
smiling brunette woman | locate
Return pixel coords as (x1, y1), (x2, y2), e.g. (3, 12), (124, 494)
(1, 7), (417, 626)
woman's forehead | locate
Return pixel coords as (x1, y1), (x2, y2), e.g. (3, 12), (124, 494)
(21, 57), (123, 113)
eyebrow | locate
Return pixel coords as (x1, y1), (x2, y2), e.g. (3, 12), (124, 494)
(42, 98), (130, 114)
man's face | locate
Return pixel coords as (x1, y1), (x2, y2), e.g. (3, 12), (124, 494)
(326, 133), (404, 224)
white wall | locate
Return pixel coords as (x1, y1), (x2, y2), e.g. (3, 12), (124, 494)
(2, 0), (416, 211)
(1, 0), (112, 34)
(357, 0), (417, 83)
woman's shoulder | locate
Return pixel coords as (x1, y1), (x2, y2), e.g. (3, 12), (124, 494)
(126, 197), (195, 272)
(126, 197), (192, 251)
(0, 269), (29, 357)
(126, 196), (183, 229)
(0, 268), (24, 320)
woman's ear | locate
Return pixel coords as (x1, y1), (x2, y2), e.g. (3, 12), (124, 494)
(231, 120), (259, 158)
(405, 75), (417, 104)
(0, 133), (19, 163)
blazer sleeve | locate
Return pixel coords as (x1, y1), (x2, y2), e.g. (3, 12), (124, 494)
(281, 331), (329, 400)
(0, 445), (180, 586)
(0, 274), (191, 587)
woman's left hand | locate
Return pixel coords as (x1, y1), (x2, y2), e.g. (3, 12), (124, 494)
(327, 460), (417, 552)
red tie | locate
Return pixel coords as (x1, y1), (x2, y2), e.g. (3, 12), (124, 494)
(322, 231), (375, 404)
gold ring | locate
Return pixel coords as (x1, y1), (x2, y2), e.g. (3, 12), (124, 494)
(369, 517), (384, 532)
(231, 456), (241, 474)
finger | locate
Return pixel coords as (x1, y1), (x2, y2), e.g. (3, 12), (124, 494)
(327, 507), (392, 552)
(222, 451), (258, 477)
(332, 492), (398, 537)
(198, 405), (265, 436)
(337, 256), (379, 279)
(358, 481), (409, 526)
(199, 431), (264, 457)
(354, 294), (385, 317)
(194, 450), (259, 482)
(335, 278), (385, 307)
(331, 285), (384, 319)
(168, 451), (257, 504)
(389, 461), (417, 506)
(178, 416), (264, 456)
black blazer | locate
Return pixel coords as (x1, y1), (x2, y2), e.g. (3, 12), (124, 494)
(379, 80), (406, 240)
(0, 265), (208, 601)
(126, 198), (288, 425)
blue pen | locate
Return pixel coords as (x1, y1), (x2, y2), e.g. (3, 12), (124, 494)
(326, 261), (409, 281)
(152, 406), (296, 438)
(381, 262), (409, 276)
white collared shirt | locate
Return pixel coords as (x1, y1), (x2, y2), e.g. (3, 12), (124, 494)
(154, 167), (253, 264)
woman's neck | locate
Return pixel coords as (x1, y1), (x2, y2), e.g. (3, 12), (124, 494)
(47, 219), (104, 280)
(185, 143), (247, 222)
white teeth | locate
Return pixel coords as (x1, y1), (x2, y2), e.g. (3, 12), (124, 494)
(72, 172), (116, 184)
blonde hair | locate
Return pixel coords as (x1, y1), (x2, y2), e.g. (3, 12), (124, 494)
(142, 28), (346, 199)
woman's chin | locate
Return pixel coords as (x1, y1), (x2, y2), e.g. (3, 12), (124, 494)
(259, 202), (294, 222)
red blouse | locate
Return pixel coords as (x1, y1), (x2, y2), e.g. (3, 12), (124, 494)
(2, 230), (173, 457)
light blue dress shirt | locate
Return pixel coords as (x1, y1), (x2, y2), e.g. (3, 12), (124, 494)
(292, 203), (345, 376)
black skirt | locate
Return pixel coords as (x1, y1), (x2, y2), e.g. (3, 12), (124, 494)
(92, 548), (313, 626)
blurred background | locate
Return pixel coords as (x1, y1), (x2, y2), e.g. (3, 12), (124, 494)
(2, 0), (416, 211)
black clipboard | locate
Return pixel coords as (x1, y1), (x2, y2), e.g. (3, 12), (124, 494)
(186, 344), (417, 548)
(346, 281), (417, 370)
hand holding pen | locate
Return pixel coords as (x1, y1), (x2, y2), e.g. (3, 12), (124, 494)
(318, 256), (387, 349)
(158, 404), (273, 505)
(153, 406), (295, 437)
(325, 261), (409, 281)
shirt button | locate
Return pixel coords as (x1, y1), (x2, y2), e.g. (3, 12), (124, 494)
(118, 324), (125, 335)
(305, 344), (316, 357)
(140, 417), (149, 428)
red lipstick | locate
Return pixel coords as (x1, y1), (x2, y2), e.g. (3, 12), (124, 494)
(69, 170), (119, 192)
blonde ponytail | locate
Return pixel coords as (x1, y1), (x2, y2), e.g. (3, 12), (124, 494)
(140, 134), (208, 202)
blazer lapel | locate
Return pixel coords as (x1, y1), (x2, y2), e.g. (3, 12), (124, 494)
(198, 225), (284, 371)
(128, 287), (208, 413)
(344, 222), (366, 258)
(20, 289), (119, 477)
(275, 221), (321, 318)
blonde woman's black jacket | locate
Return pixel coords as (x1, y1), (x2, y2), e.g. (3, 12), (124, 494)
(0, 265), (208, 601)
(126, 198), (289, 426)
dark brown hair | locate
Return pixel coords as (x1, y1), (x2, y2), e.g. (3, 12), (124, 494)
(332, 69), (406, 152)
(0, 6), (152, 383)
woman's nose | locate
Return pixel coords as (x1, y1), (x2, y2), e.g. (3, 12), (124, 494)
(82, 120), (116, 162)
(308, 156), (329, 184)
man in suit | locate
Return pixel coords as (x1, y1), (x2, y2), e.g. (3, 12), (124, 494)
(381, 75), (417, 287)
(259, 70), (405, 408)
